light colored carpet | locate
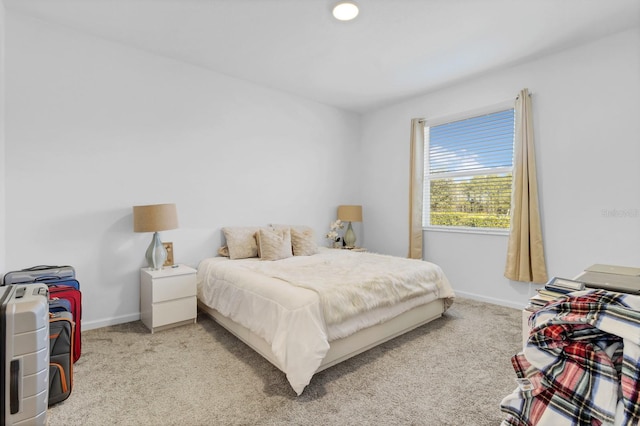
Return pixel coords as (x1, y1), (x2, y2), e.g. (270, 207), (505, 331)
(47, 298), (522, 425)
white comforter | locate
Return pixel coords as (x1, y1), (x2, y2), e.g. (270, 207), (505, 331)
(197, 248), (454, 395)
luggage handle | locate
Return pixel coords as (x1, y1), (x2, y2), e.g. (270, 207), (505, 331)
(10, 360), (19, 414)
(22, 265), (64, 272)
(22, 265), (69, 272)
(34, 275), (62, 282)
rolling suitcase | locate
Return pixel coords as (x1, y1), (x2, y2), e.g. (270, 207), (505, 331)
(48, 312), (74, 406)
(2, 265), (82, 363)
(0, 284), (49, 426)
(2, 265), (75, 286)
(48, 287), (82, 363)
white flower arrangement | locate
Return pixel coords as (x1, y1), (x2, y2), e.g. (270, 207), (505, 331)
(325, 219), (344, 246)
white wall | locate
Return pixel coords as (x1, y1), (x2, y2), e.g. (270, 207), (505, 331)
(4, 13), (361, 329)
(360, 28), (640, 308)
(0, 1), (6, 274)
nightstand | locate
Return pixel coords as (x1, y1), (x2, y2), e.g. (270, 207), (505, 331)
(140, 264), (197, 333)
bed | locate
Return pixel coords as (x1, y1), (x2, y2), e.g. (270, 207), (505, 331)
(196, 226), (455, 395)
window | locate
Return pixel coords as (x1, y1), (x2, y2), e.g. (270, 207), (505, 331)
(423, 107), (515, 231)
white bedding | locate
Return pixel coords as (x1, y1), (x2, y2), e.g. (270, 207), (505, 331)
(197, 248), (454, 395)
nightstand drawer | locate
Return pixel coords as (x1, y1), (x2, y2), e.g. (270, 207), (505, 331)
(152, 274), (196, 303)
(152, 297), (197, 328)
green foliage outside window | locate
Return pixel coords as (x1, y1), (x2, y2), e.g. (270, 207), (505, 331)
(430, 212), (510, 228)
(429, 174), (512, 229)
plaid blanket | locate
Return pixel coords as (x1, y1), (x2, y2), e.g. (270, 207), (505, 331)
(501, 290), (640, 425)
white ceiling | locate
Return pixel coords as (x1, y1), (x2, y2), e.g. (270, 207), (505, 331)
(4, 0), (640, 113)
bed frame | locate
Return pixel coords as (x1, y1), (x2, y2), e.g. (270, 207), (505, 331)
(197, 298), (445, 374)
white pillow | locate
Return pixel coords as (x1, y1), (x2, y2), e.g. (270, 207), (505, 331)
(222, 227), (260, 260)
(270, 224), (318, 256)
(256, 228), (293, 261)
(290, 228), (318, 256)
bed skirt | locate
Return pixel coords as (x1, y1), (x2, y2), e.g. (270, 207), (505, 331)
(198, 298), (445, 376)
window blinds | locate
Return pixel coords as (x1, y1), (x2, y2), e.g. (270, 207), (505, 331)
(424, 109), (515, 229)
(429, 109), (514, 175)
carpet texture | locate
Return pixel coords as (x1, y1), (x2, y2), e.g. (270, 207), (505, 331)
(47, 298), (522, 425)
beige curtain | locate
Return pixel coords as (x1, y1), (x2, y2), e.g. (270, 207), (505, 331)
(504, 89), (548, 283)
(408, 118), (425, 259)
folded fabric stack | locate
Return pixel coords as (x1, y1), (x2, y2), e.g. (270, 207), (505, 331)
(501, 290), (640, 425)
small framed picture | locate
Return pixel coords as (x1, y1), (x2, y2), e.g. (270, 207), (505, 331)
(163, 242), (174, 267)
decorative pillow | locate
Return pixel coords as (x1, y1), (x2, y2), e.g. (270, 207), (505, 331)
(222, 227), (260, 260)
(290, 227), (318, 256)
(269, 224), (318, 256)
(256, 228), (293, 261)
(217, 245), (230, 257)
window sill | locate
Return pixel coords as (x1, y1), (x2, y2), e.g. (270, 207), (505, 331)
(423, 226), (510, 237)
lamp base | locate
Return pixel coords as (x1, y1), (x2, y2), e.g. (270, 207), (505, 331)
(343, 222), (356, 248)
(145, 232), (167, 270)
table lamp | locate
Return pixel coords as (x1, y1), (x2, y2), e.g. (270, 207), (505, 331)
(133, 203), (178, 270)
(337, 205), (362, 248)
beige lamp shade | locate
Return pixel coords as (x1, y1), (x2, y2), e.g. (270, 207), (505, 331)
(337, 205), (362, 222)
(133, 203), (178, 233)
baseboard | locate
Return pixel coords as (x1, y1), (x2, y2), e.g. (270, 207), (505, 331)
(454, 290), (524, 310)
(83, 313), (141, 331)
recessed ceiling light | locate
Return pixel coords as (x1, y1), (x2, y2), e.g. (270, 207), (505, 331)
(332, 2), (359, 21)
